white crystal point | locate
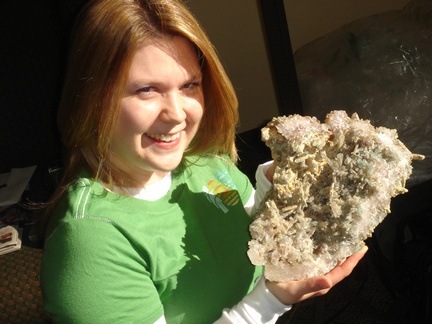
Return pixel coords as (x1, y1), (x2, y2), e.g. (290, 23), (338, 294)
(248, 110), (423, 282)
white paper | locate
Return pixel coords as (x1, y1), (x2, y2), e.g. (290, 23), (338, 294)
(0, 165), (37, 207)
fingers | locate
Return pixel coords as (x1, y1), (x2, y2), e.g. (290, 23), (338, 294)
(265, 162), (276, 182)
(266, 277), (328, 305)
(265, 246), (369, 305)
(266, 271), (336, 305)
(324, 246), (368, 286)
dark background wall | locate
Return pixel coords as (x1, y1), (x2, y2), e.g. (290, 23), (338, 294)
(0, 0), (86, 174)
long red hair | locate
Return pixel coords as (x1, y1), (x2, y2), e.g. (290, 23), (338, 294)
(42, 0), (239, 234)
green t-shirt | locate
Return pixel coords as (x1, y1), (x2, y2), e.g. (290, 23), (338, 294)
(41, 156), (262, 323)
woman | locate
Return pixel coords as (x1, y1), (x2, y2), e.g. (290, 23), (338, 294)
(41, 0), (367, 323)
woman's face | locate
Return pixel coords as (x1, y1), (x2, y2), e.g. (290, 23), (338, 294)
(110, 36), (204, 185)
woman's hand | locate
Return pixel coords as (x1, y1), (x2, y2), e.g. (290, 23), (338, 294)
(265, 162), (276, 183)
(265, 246), (368, 305)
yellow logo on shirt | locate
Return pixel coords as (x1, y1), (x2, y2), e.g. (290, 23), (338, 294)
(217, 189), (240, 206)
(203, 168), (240, 213)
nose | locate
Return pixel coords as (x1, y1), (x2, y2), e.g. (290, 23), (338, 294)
(160, 92), (186, 124)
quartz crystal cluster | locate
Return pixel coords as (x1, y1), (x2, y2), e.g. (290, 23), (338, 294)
(247, 110), (424, 281)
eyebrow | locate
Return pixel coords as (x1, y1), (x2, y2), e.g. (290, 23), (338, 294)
(188, 72), (203, 83)
(128, 72), (203, 87)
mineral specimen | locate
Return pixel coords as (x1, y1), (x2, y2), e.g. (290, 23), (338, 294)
(247, 110), (424, 281)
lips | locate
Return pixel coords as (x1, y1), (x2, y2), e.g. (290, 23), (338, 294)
(146, 132), (180, 142)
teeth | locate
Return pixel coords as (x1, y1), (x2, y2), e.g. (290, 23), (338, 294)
(147, 133), (180, 142)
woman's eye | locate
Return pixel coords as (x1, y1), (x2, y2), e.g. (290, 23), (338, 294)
(182, 82), (200, 90)
(138, 86), (154, 93)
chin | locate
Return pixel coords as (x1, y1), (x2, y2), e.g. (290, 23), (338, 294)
(152, 159), (183, 173)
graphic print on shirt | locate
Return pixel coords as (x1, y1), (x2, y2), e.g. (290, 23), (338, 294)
(202, 167), (240, 214)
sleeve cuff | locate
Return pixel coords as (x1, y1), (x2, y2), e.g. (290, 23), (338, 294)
(253, 161), (273, 211)
(214, 276), (291, 323)
(245, 276), (292, 320)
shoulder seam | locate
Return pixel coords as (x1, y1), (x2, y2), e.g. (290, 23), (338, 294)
(74, 178), (92, 219)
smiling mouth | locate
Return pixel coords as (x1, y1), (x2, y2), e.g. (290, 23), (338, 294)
(146, 133), (180, 142)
